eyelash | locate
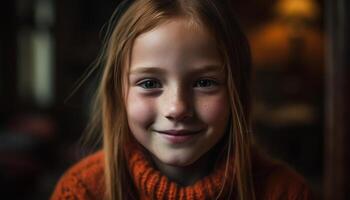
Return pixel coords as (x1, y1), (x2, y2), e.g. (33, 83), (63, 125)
(137, 79), (162, 89)
(193, 79), (218, 88)
(136, 78), (219, 90)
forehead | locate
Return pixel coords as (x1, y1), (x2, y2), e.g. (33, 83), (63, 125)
(129, 17), (222, 73)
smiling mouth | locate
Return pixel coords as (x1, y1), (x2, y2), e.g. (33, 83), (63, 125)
(155, 130), (202, 136)
(156, 130), (201, 144)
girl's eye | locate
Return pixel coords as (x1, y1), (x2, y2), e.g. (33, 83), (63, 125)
(137, 79), (162, 89)
(194, 79), (217, 88)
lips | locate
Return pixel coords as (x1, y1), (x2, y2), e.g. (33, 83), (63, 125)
(156, 129), (201, 136)
(155, 129), (202, 144)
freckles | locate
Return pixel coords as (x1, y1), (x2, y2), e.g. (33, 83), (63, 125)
(126, 91), (156, 126)
(197, 95), (229, 122)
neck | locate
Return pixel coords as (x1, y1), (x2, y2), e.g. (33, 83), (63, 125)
(151, 149), (218, 186)
(126, 140), (236, 199)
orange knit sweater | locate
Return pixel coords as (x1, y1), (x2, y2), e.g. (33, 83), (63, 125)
(51, 147), (313, 200)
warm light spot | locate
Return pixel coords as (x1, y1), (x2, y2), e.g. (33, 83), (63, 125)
(275, 0), (319, 21)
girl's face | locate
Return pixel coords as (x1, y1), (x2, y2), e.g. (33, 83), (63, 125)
(126, 18), (229, 167)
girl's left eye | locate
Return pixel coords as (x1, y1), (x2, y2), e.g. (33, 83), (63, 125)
(137, 79), (162, 89)
(194, 79), (218, 88)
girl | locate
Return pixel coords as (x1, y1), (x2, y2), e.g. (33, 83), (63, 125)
(51, 0), (312, 199)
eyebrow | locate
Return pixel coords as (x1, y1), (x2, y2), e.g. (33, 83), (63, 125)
(190, 64), (224, 75)
(129, 67), (167, 75)
(129, 64), (224, 75)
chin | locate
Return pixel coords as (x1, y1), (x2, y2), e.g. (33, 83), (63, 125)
(157, 152), (201, 167)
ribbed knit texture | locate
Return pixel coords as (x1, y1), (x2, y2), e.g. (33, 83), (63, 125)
(51, 146), (314, 200)
(127, 146), (235, 200)
(51, 151), (105, 200)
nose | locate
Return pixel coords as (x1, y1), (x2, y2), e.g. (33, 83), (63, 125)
(164, 89), (193, 121)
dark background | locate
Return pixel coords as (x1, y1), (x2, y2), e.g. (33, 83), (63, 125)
(0, 0), (348, 199)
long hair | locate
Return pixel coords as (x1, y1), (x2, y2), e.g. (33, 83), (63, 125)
(87, 0), (255, 199)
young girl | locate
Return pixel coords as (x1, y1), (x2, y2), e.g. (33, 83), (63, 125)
(51, 0), (313, 199)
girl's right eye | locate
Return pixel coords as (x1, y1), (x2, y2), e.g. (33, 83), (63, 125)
(137, 79), (162, 89)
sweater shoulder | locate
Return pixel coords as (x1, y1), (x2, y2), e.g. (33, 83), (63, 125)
(252, 151), (313, 200)
(50, 151), (105, 200)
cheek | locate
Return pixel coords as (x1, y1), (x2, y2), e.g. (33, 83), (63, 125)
(196, 93), (229, 125)
(126, 90), (156, 129)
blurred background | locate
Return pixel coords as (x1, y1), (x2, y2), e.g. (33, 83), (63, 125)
(0, 0), (349, 199)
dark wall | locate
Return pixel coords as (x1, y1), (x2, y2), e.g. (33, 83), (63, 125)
(324, 0), (350, 199)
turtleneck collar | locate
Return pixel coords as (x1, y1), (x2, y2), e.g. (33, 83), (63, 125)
(126, 144), (236, 200)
